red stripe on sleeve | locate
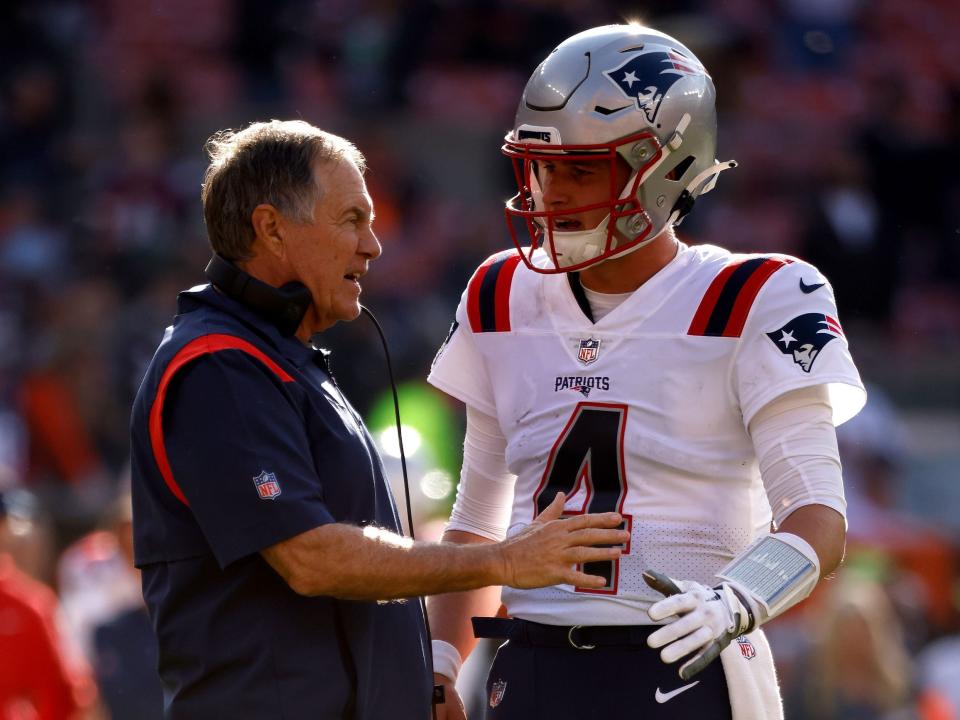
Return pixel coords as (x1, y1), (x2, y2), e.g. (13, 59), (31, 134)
(466, 261), (495, 333)
(722, 258), (791, 337)
(493, 255), (523, 332)
(825, 315), (844, 335)
(148, 334), (295, 506)
(687, 261), (744, 335)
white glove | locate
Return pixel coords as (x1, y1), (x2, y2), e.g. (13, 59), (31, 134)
(644, 570), (752, 681)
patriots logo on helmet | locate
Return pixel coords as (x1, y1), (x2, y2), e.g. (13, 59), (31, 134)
(766, 313), (844, 373)
(603, 48), (708, 123)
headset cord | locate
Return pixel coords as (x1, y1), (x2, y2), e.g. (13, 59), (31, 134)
(360, 306), (441, 720)
(360, 306), (415, 539)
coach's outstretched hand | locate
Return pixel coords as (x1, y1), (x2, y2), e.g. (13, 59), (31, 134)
(497, 492), (627, 590)
(643, 569), (751, 680)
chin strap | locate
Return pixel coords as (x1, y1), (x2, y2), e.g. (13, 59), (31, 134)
(667, 158), (738, 227)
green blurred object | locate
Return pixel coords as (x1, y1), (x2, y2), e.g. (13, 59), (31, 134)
(366, 381), (463, 478)
(842, 547), (893, 583)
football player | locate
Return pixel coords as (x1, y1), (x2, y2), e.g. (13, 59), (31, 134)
(427, 24), (866, 720)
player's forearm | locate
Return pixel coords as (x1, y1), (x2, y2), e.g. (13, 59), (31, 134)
(262, 523), (507, 600)
(776, 503), (845, 578)
(427, 530), (504, 664)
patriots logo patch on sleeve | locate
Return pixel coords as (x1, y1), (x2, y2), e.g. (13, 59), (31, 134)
(766, 313), (844, 373)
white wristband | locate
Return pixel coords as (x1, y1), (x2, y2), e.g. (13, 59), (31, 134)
(431, 639), (463, 683)
(717, 532), (820, 627)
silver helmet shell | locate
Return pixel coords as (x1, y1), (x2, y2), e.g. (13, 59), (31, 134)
(503, 24), (735, 273)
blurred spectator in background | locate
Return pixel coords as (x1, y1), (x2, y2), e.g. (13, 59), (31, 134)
(56, 487), (144, 663)
(801, 150), (891, 324)
(0, 490), (98, 719)
(839, 385), (956, 637)
(918, 614), (960, 720)
(789, 572), (955, 720)
(89, 492), (163, 720)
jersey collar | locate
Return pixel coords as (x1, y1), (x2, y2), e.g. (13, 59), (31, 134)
(178, 284), (321, 368)
(552, 242), (695, 329)
(566, 273), (595, 323)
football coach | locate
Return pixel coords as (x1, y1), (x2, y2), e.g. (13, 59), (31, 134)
(129, 120), (628, 720)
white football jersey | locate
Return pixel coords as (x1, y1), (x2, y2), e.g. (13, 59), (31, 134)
(428, 242), (865, 625)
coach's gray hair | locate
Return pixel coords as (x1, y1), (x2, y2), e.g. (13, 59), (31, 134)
(201, 120), (365, 260)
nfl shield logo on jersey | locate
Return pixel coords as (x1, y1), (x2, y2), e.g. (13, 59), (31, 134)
(736, 635), (756, 660)
(253, 471), (281, 500)
(577, 338), (601, 365)
(489, 679), (507, 708)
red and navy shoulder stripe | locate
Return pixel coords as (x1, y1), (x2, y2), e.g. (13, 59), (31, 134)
(149, 334), (295, 506)
(688, 255), (792, 338)
(466, 250), (523, 333)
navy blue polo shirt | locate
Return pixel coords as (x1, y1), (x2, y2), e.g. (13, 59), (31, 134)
(130, 285), (431, 720)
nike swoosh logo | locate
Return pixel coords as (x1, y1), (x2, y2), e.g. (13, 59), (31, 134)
(594, 104), (632, 115)
(799, 278), (825, 294)
(655, 681), (700, 703)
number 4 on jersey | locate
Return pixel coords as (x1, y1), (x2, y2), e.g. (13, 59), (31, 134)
(533, 402), (632, 594)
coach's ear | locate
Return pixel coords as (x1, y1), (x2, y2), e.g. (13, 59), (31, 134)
(251, 204), (285, 260)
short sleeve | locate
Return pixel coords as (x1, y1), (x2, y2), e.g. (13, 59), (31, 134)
(163, 350), (336, 568)
(427, 291), (497, 416)
(733, 260), (866, 429)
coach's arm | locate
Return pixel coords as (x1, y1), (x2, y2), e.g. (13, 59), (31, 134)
(260, 492), (628, 600)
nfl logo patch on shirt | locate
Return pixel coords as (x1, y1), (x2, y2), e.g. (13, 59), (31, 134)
(736, 635), (756, 659)
(577, 338), (601, 365)
(253, 470), (281, 500)
(489, 679), (507, 708)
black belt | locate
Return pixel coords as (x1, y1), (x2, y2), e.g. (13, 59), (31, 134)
(472, 617), (655, 650)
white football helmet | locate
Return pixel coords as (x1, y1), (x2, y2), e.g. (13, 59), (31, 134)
(503, 24), (736, 273)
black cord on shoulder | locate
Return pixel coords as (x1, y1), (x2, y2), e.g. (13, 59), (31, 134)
(360, 306), (441, 720)
(359, 305), (416, 541)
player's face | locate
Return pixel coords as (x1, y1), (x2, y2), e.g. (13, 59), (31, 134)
(283, 158), (381, 335)
(536, 156), (632, 232)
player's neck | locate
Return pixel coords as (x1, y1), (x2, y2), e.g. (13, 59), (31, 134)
(579, 232), (679, 293)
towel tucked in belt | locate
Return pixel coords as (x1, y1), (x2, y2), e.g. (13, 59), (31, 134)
(720, 629), (783, 720)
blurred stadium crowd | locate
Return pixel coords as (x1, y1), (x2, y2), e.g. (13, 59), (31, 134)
(0, 0), (958, 717)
